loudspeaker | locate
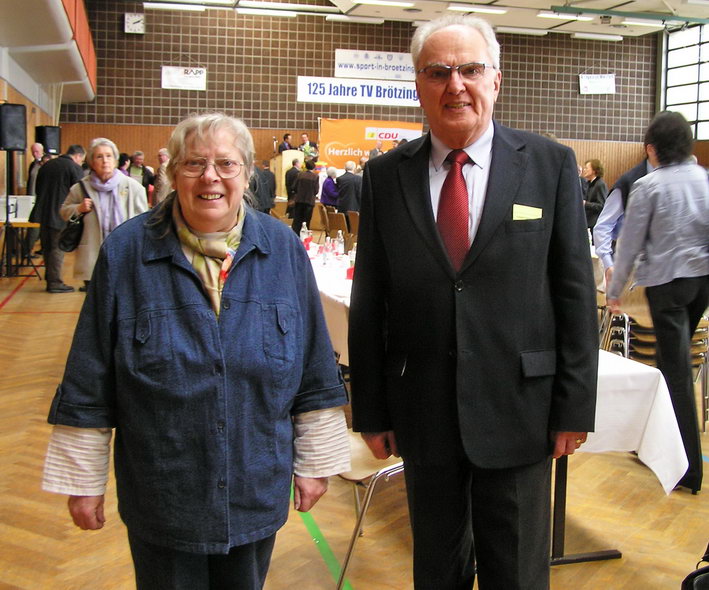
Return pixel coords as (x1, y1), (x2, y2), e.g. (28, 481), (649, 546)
(35, 125), (61, 154)
(0, 104), (27, 151)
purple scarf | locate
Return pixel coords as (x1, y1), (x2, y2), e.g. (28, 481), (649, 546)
(89, 170), (124, 238)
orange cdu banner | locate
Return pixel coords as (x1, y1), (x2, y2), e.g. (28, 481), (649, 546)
(318, 118), (423, 169)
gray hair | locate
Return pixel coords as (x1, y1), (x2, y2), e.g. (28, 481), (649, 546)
(344, 160), (356, 172)
(87, 137), (119, 163)
(411, 15), (501, 70)
(326, 166), (338, 178)
(166, 112), (255, 186)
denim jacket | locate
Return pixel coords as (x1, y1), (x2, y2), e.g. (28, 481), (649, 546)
(48, 203), (347, 554)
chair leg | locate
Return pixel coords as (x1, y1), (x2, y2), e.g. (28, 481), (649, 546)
(336, 463), (404, 590)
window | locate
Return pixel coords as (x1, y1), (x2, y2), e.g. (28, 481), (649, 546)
(663, 24), (708, 139)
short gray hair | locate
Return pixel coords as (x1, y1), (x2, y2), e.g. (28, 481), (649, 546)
(411, 15), (501, 70)
(166, 112), (255, 186)
(344, 160), (356, 172)
(87, 137), (119, 163)
(326, 166), (338, 178)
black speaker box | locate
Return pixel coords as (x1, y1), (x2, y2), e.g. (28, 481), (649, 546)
(0, 104), (27, 151)
(36, 125), (61, 154)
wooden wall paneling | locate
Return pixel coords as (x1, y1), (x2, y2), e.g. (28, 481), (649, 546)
(561, 139), (646, 187)
(694, 140), (709, 167)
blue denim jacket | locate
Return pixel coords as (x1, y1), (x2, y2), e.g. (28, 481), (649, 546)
(48, 203), (347, 554)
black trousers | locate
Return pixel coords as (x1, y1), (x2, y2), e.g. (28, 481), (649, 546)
(38, 226), (66, 287)
(403, 455), (552, 590)
(291, 203), (314, 234)
(645, 275), (709, 492)
(128, 531), (276, 590)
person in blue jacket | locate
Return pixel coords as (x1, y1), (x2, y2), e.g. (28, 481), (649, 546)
(42, 113), (350, 590)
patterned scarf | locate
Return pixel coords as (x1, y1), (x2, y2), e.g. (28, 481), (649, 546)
(88, 171), (124, 239)
(172, 200), (245, 316)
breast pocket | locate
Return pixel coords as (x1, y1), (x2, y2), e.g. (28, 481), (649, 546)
(117, 312), (174, 378)
(262, 303), (298, 386)
(505, 217), (547, 233)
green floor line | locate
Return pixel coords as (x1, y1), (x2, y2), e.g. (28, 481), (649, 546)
(291, 485), (354, 590)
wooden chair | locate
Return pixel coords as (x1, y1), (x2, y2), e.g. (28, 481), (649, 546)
(347, 211), (360, 236)
(327, 212), (349, 239)
(271, 199), (288, 221)
(336, 431), (404, 590)
(316, 203), (330, 241)
(325, 205), (337, 214)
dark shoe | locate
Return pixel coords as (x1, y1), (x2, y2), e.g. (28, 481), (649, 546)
(46, 284), (75, 293)
(78, 281), (90, 292)
(677, 477), (701, 495)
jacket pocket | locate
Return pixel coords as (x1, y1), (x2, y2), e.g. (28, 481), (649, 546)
(520, 349), (556, 377)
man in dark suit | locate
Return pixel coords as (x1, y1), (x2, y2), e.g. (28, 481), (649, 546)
(290, 159), (319, 234)
(349, 15), (598, 590)
(284, 157), (301, 217)
(249, 161), (276, 213)
(335, 160), (362, 216)
(36, 144), (85, 293)
(278, 133), (293, 153)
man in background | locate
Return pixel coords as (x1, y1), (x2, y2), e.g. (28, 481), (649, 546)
(285, 157), (301, 218)
(129, 151), (154, 197)
(152, 148), (171, 205)
(249, 161), (276, 214)
(278, 133), (294, 153)
(335, 160), (362, 218)
(369, 140), (384, 159)
(25, 142), (45, 258)
(36, 144), (85, 293)
(349, 14), (597, 589)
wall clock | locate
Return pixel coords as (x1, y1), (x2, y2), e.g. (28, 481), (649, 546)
(124, 13), (145, 35)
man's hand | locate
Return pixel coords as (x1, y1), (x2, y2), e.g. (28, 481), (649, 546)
(361, 431), (399, 459)
(68, 495), (105, 530)
(604, 266), (614, 287)
(551, 431), (588, 459)
(606, 297), (621, 314)
(293, 476), (328, 512)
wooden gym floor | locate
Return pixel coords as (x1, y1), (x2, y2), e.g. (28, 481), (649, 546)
(0, 253), (707, 590)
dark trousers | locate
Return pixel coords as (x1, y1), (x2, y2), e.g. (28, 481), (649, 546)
(646, 275), (709, 492)
(403, 456), (552, 590)
(291, 203), (314, 234)
(39, 226), (65, 287)
(128, 531), (276, 590)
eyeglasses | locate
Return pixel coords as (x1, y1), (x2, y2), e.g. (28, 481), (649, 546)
(180, 158), (244, 179)
(416, 62), (494, 83)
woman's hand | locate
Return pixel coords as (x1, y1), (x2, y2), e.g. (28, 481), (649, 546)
(293, 476), (328, 512)
(68, 495), (106, 530)
(77, 198), (93, 214)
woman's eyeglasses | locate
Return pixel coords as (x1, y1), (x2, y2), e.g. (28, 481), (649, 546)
(180, 158), (244, 179)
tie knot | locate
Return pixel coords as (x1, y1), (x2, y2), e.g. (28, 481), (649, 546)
(446, 149), (470, 167)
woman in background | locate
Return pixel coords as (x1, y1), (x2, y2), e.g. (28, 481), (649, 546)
(320, 166), (340, 208)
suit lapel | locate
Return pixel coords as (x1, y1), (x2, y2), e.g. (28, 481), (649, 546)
(460, 123), (528, 272)
(397, 135), (453, 274)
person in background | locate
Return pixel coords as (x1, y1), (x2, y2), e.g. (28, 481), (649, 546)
(391, 139), (400, 150)
(285, 157), (301, 218)
(248, 161), (276, 214)
(320, 167), (339, 208)
(349, 15), (597, 589)
(607, 111), (709, 495)
(291, 159), (319, 233)
(581, 159), (608, 235)
(129, 150), (155, 195)
(298, 133), (318, 160)
(118, 152), (131, 175)
(278, 133), (293, 153)
(35, 144), (86, 293)
(42, 112), (349, 590)
(335, 160), (362, 218)
(153, 147), (172, 205)
(355, 155), (368, 176)
(60, 138), (148, 292)
(369, 140), (384, 159)
(25, 142), (46, 258)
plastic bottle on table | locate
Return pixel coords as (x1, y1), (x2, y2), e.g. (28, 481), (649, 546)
(335, 230), (345, 256)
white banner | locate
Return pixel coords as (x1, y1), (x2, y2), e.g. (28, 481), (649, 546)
(161, 66), (207, 91)
(297, 76), (419, 107)
(334, 49), (415, 81)
(579, 73), (616, 95)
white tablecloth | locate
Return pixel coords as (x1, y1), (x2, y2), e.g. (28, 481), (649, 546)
(311, 255), (688, 494)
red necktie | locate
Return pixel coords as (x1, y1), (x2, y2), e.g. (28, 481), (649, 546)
(437, 149), (471, 271)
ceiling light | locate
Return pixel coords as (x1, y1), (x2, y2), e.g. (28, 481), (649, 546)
(352, 0), (415, 7)
(537, 10), (592, 21)
(447, 4), (507, 14)
(236, 7), (297, 16)
(326, 15), (385, 23)
(238, 1), (339, 12)
(496, 26), (548, 35)
(571, 32), (623, 41)
(144, 2), (207, 10)
(621, 18), (665, 27)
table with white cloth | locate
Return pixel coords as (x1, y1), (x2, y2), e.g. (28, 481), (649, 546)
(310, 252), (689, 563)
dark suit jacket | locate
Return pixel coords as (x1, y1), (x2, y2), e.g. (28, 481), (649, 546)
(336, 171), (362, 213)
(584, 177), (608, 228)
(249, 167), (276, 211)
(285, 166), (300, 200)
(35, 155), (84, 230)
(349, 123), (598, 469)
(294, 171), (319, 205)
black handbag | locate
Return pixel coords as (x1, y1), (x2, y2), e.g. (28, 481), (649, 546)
(682, 542), (709, 589)
(58, 181), (89, 253)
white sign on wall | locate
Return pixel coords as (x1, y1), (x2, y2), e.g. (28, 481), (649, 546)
(297, 76), (419, 107)
(334, 49), (415, 81)
(579, 73), (616, 95)
(161, 66), (207, 91)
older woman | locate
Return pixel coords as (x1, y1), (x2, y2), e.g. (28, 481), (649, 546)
(320, 166), (339, 208)
(581, 158), (608, 231)
(43, 113), (350, 589)
(60, 138), (148, 290)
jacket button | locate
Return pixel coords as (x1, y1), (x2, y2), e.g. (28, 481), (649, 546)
(222, 300), (230, 310)
(217, 420), (225, 432)
(215, 364), (223, 375)
(454, 280), (464, 292)
(218, 479), (226, 489)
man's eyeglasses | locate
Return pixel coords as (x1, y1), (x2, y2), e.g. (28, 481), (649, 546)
(416, 62), (494, 83)
(180, 158), (244, 179)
